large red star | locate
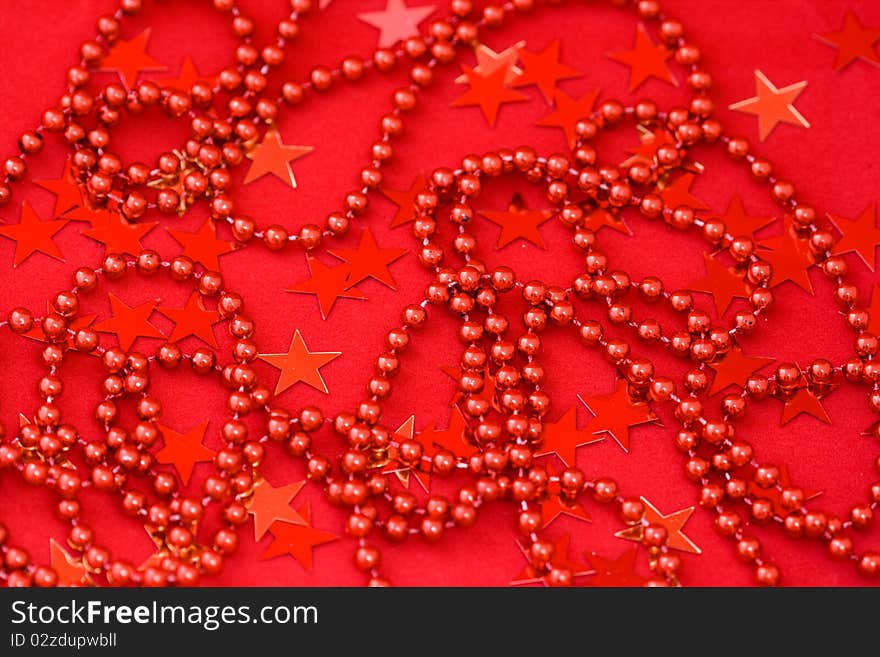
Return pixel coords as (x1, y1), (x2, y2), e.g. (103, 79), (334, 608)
(168, 218), (235, 271)
(93, 293), (165, 351)
(0, 202), (68, 266)
(36, 159), (84, 217)
(815, 9), (880, 71)
(514, 39), (582, 101)
(728, 70), (810, 141)
(417, 407), (477, 459)
(156, 421), (215, 485)
(780, 376), (831, 426)
(329, 227), (407, 289)
(535, 406), (603, 467)
(98, 29), (165, 89)
(707, 347), (775, 395)
(244, 127), (313, 188)
(382, 174), (428, 228)
(829, 204), (880, 271)
(659, 172), (709, 211)
(49, 539), (92, 587)
(579, 379), (658, 452)
(480, 194), (554, 249)
(586, 548), (647, 587)
(512, 534), (592, 586)
(757, 218), (814, 294)
(357, 0), (435, 48)
(608, 23), (677, 90)
(713, 194), (776, 238)
(615, 497), (701, 554)
(452, 63), (528, 126)
(158, 292), (220, 347)
(536, 89), (599, 148)
(258, 330), (341, 395)
(262, 505), (337, 571)
(287, 256), (367, 319)
(81, 211), (157, 255)
(689, 252), (749, 316)
(247, 479), (308, 541)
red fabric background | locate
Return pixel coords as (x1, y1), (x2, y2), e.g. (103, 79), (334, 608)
(1, 0), (878, 586)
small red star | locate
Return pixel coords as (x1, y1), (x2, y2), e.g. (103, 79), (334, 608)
(244, 127), (313, 188)
(168, 218), (235, 271)
(541, 465), (591, 527)
(417, 407), (477, 459)
(728, 70), (810, 141)
(382, 174), (428, 228)
(0, 202), (68, 266)
(536, 89), (599, 148)
(608, 23), (677, 90)
(258, 329), (341, 395)
(586, 548), (647, 587)
(512, 534), (592, 586)
(584, 206), (632, 235)
(534, 406), (603, 467)
(689, 252), (749, 316)
(514, 39), (582, 101)
(157, 56), (209, 91)
(440, 364), (499, 410)
(93, 293), (165, 351)
(158, 292), (220, 347)
(707, 347), (774, 395)
(247, 479), (308, 541)
(99, 29), (165, 89)
(357, 0), (435, 48)
(262, 505), (338, 570)
(659, 172), (709, 211)
(713, 194), (776, 238)
(748, 465), (822, 517)
(815, 8), (880, 71)
(579, 379), (658, 452)
(329, 227), (407, 289)
(758, 218), (814, 294)
(81, 212), (157, 255)
(49, 539), (92, 587)
(156, 421), (215, 485)
(480, 193), (554, 248)
(615, 496), (701, 554)
(452, 63), (528, 126)
(288, 256), (367, 319)
(454, 42), (524, 85)
(36, 159), (84, 217)
(624, 126), (675, 164)
(381, 415), (431, 492)
(780, 378), (831, 426)
(829, 204), (880, 271)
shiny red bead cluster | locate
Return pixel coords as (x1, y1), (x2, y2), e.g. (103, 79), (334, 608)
(0, 0), (878, 588)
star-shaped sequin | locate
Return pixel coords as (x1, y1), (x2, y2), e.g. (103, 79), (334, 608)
(157, 56), (209, 91)
(728, 70), (810, 141)
(0, 202), (68, 266)
(382, 174), (428, 228)
(98, 29), (165, 89)
(168, 218), (235, 271)
(537, 89), (599, 148)
(748, 465), (822, 517)
(49, 539), (92, 587)
(81, 212), (157, 255)
(244, 127), (313, 188)
(757, 218), (814, 294)
(262, 505), (337, 570)
(586, 548), (647, 587)
(358, 0), (435, 48)
(707, 347), (774, 395)
(288, 256), (367, 319)
(480, 193), (554, 249)
(247, 479), (308, 541)
(455, 42), (525, 85)
(540, 464), (591, 527)
(689, 252), (749, 316)
(452, 63), (528, 126)
(36, 159), (84, 217)
(258, 329), (341, 395)
(584, 206), (632, 235)
(511, 534), (592, 586)
(380, 415), (432, 492)
(659, 172), (709, 211)
(713, 194), (776, 238)
(815, 8), (880, 71)
(828, 204), (880, 271)
(535, 406), (603, 467)
(513, 39), (582, 101)
(780, 374), (831, 426)
(608, 23), (677, 90)
(417, 406), (476, 459)
(156, 421), (214, 485)
(329, 227), (407, 289)
(158, 291), (220, 347)
(615, 497), (701, 554)
(579, 379), (658, 452)
(93, 293), (165, 351)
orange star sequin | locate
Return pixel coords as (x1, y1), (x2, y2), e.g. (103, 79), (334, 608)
(615, 497), (701, 554)
(258, 330), (341, 395)
(480, 193), (554, 248)
(288, 256), (367, 319)
(93, 293), (165, 351)
(329, 227), (407, 289)
(579, 379), (658, 452)
(98, 29), (165, 89)
(158, 291), (220, 347)
(514, 39), (581, 101)
(247, 479), (308, 541)
(815, 8), (880, 71)
(168, 218), (235, 271)
(262, 505), (337, 570)
(156, 421), (215, 485)
(534, 406), (603, 467)
(608, 23), (677, 90)
(829, 204), (880, 271)
(454, 42), (525, 85)
(708, 347), (774, 395)
(244, 127), (313, 188)
(728, 70), (810, 141)
(382, 174), (428, 228)
(689, 252), (749, 316)
(536, 89), (599, 148)
(0, 201), (68, 266)
(452, 63), (528, 126)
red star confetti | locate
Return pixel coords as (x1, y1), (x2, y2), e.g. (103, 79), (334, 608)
(168, 218), (235, 270)
(0, 201), (68, 266)
(780, 377), (832, 426)
(536, 89), (600, 148)
(49, 539), (92, 587)
(584, 206), (632, 235)
(728, 70), (810, 141)
(535, 406), (603, 467)
(93, 293), (165, 351)
(156, 421), (214, 486)
(244, 127), (313, 188)
(541, 465), (591, 527)
(357, 0), (435, 48)
(758, 218), (814, 294)
(608, 23), (677, 90)
(418, 406), (477, 459)
(708, 347), (775, 395)
(329, 227), (407, 289)
(512, 534), (592, 586)
(98, 29), (164, 89)
(514, 39), (582, 101)
(382, 174), (427, 228)
(586, 548), (647, 587)
(815, 8), (880, 71)
(452, 63), (528, 126)
(578, 379), (658, 452)
(713, 194), (776, 238)
(480, 193), (554, 249)
(36, 159), (83, 217)
(659, 172), (709, 211)
(247, 479), (308, 541)
(262, 505), (337, 571)
(455, 42), (525, 85)
(258, 329), (341, 395)
(748, 465), (822, 517)
(615, 496), (701, 554)
(624, 126), (675, 164)
(440, 364), (499, 410)
(381, 415), (432, 492)
(81, 212), (157, 256)
(157, 56), (209, 91)
(829, 204), (880, 271)
(288, 256), (367, 319)
(158, 291), (220, 347)
(689, 252), (749, 316)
